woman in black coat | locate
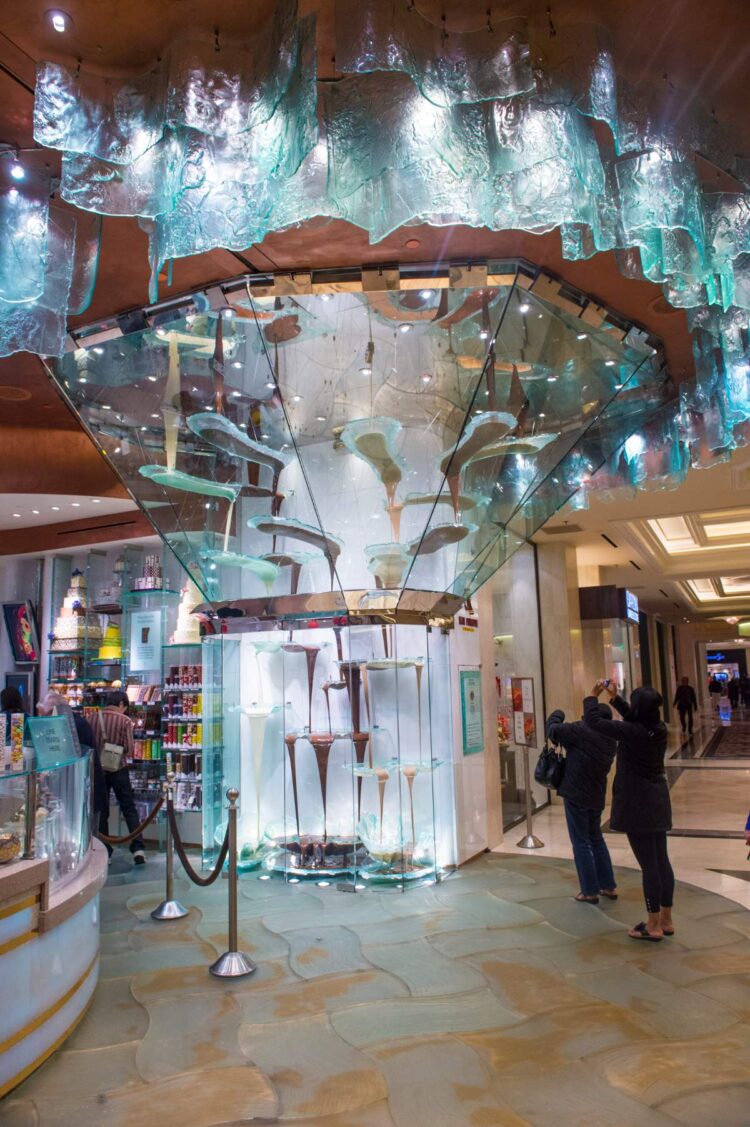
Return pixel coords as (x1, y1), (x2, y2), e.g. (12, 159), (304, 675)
(546, 701), (617, 904)
(585, 681), (673, 941)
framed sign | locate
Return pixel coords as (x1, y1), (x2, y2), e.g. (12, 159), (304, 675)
(511, 677), (537, 748)
(2, 601), (40, 664)
(129, 609), (162, 672)
(5, 671), (35, 710)
(460, 668), (484, 756)
(26, 715), (79, 769)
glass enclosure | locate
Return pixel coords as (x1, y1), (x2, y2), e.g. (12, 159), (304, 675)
(203, 619), (453, 887)
(0, 749), (92, 887)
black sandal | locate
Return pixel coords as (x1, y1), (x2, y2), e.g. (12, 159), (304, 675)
(628, 922), (663, 942)
(574, 893), (599, 904)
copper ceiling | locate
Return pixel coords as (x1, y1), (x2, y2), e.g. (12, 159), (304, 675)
(0, 0), (747, 519)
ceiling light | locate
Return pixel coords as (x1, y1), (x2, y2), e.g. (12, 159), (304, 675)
(519, 302), (530, 314)
(10, 161), (24, 181)
(547, 375), (557, 383)
(614, 383), (623, 390)
(12, 513), (20, 518)
(224, 309), (234, 318)
(49, 9), (69, 32)
(420, 289), (433, 299)
(113, 448), (121, 455)
(399, 323), (412, 333)
(316, 415), (326, 421)
(93, 346), (104, 355)
(292, 395), (302, 402)
(261, 433), (269, 439)
(51, 505), (60, 511)
(71, 501), (80, 506)
(238, 422), (247, 428)
(360, 365), (372, 376)
(31, 509), (39, 515)
(155, 327), (166, 337)
(230, 390), (241, 397)
(576, 332), (587, 340)
(78, 377), (87, 384)
(421, 373), (431, 383)
(538, 412), (546, 418)
(320, 293), (331, 302)
(479, 329), (489, 340)
(317, 880), (330, 888)
(605, 359), (616, 367)
(101, 404), (111, 410)
(147, 375), (157, 382)
(91, 498), (101, 503)
(266, 381), (275, 389)
(232, 361), (242, 369)
(185, 314), (195, 326)
(140, 425), (147, 431)
(150, 413), (159, 418)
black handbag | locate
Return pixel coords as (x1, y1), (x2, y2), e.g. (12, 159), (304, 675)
(534, 743), (566, 790)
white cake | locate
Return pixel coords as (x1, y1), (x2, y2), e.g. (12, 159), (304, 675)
(51, 570), (103, 651)
(170, 579), (202, 644)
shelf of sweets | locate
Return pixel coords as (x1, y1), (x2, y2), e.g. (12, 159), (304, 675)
(162, 714), (203, 722)
(163, 743), (203, 751)
(163, 684), (203, 692)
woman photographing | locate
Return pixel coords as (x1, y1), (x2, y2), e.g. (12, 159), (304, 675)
(584, 680), (674, 941)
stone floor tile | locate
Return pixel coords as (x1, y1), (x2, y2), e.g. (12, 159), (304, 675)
(135, 992), (246, 1082)
(194, 917), (292, 962)
(498, 1063), (681, 1126)
(10, 1043), (141, 1121)
(285, 926), (372, 979)
(222, 1101), (398, 1126)
(100, 1064), (278, 1126)
(435, 891), (545, 929)
(128, 913), (205, 950)
(131, 957), (296, 1004)
(463, 949), (598, 1017)
(657, 1085), (750, 1127)
(0, 1100), (39, 1126)
(260, 898), (386, 934)
(99, 940), (220, 979)
(536, 932), (637, 975)
(429, 921), (578, 958)
(371, 1036), (528, 1126)
(460, 1003), (656, 1074)
(512, 896), (624, 937)
(329, 989), (520, 1048)
(689, 973), (750, 1020)
(572, 963), (740, 1037)
(591, 1025), (750, 1105)
(237, 1014), (387, 1118)
(629, 940), (750, 987)
(711, 910), (750, 940)
(64, 976), (148, 1051)
(361, 937), (488, 996)
(233, 969), (407, 1022)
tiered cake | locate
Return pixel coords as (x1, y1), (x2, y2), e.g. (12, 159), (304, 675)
(170, 579), (202, 644)
(51, 569), (103, 652)
(97, 622), (122, 661)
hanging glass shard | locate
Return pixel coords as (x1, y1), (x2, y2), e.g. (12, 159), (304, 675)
(0, 207), (75, 359)
(247, 515), (343, 588)
(138, 464), (243, 502)
(200, 549), (280, 593)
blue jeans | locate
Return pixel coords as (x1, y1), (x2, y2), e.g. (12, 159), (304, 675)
(563, 799), (616, 897)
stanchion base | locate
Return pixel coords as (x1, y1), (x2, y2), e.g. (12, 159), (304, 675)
(151, 899), (189, 921)
(209, 950), (257, 978)
(516, 834), (545, 850)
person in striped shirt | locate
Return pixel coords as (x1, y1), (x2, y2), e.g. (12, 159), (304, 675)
(99, 690), (146, 864)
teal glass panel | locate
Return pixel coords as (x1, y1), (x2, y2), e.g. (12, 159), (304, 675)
(0, 207), (74, 359)
(0, 177), (49, 304)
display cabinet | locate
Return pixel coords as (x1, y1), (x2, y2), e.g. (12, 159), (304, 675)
(203, 617), (454, 888)
(0, 748), (92, 886)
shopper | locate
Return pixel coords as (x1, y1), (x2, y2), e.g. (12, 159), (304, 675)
(708, 676), (723, 710)
(1, 685), (25, 714)
(546, 700), (618, 904)
(728, 677), (740, 710)
(585, 681), (673, 941)
(672, 676), (698, 735)
(98, 690), (145, 864)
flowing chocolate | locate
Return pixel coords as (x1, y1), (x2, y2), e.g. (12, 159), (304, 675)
(321, 679), (347, 733)
(351, 732), (370, 819)
(283, 643), (320, 729)
(309, 733), (336, 841)
(283, 733), (301, 839)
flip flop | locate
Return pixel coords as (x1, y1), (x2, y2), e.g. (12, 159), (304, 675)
(599, 889), (618, 900)
(574, 893), (599, 904)
(662, 928), (675, 936)
(628, 922), (663, 942)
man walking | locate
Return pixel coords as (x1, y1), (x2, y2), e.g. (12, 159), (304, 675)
(98, 690), (146, 864)
(673, 676), (698, 736)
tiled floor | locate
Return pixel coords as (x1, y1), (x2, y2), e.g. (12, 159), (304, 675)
(3, 851), (750, 1127)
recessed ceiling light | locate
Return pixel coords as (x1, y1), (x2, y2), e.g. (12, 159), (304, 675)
(31, 509), (39, 515)
(91, 498), (101, 503)
(51, 505), (60, 511)
(230, 390), (241, 397)
(576, 332), (587, 340)
(71, 501), (80, 507)
(420, 289), (433, 299)
(605, 359), (616, 367)
(150, 413), (159, 418)
(10, 161), (25, 181)
(479, 329), (489, 340)
(12, 513), (20, 518)
(113, 447), (121, 455)
(316, 415), (326, 421)
(399, 323), (412, 333)
(78, 377), (87, 384)
(614, 383), (623, 389)
(538, 412), (546, 418)
(519, 302), (530, 313)
(421, 373), (431, 383)
(238, 422), (247, 428)
(261, 433), (269, 439)
(232, 361), (242, 369)
(147, 375), (157, 382)
(224, 309), (234, 318)
(48, 9), (69, 32)
(320, 293), (331, 302)
(101, 404), (111, 409)
(292, 395), (302, 402)
(266, 381), (275, 389)
(140, 426), (147, 431)
(360, 365), (372, 376)
(155, 327), (166, 337)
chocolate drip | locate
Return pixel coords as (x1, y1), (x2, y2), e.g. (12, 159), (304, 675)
(333, 625), (344, 664)
(283, 733), (300, 838)
(415, 662), (423, 762)
(381, 625), (389, 658)
(283, 643), (321, 729)
(338, 661), (362, 735)
(375, 767), (389, 843)
(310, 733), (336, 841)
(351, 732), (370, 819)
(402, 765), (418, 843)
(322, 679), (347, 733)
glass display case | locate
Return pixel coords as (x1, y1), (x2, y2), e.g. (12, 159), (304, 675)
(202, 617), (453, 887)
(0, 749), (92, 886)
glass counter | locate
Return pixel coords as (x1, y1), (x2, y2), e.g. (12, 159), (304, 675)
(0, 749), (92, 886)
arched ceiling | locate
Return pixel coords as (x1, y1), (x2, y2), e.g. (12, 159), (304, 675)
(0, 0), (747, 523)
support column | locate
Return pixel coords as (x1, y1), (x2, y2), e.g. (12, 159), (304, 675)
(535, 543), (585, 718)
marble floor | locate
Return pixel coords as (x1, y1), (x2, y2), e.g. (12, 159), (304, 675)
(2, 850), (750, 1127)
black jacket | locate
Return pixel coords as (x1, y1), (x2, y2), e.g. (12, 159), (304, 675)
(673, 685), (697, 711)
(546, 708), (616, 812)
(583, 695), (671, 833)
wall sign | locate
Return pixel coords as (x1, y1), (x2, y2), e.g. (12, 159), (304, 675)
(460, 668), (484, 756)
(129, 609), (162, 672)
(511, 677), (537, 748)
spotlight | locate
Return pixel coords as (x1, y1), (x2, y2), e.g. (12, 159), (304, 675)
(49, 9), (69, 32)
(147, 375), (157, 382)
(320, 293), (332, 302)
(31, 509), (39, 515)
(101, 404), (111, 410)
(12, 513), (20, 518)
(419, 289), (433, 299)
(71, 501), (81, 506)
(292, 394), (302, 402)
(576, 333), (587, 340)
(421, 373), (431, 383)
(316, 415), (326, 421)
(605, 359), (616, 367)
(91, 498), (101, 503)
(232, 361), (242, 369)
(360, 366), (372, 376)
(538, 412), (546, 418)
(519, 302), (530, 314)
(10, 161), (24, 181)
(479, 329), (489, 340)
(399, 323), (412, 333)
(51, 505), (60, 511)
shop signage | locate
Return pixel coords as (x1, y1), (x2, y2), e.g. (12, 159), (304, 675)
(459, 668), (484, 756)
(511, 676), (537, 748)
(624, 590), (640, 624)
(129, 609), (162, 672)
(26, 715), (78, 769)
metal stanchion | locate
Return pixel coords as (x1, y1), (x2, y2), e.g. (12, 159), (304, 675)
(516, 747), (544, 850)
(151, 773), (188, 921)
(23, 770), (37, 859)
(209, 788), (256, 979)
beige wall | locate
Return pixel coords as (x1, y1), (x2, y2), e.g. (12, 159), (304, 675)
(536, 543), (585, 716)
